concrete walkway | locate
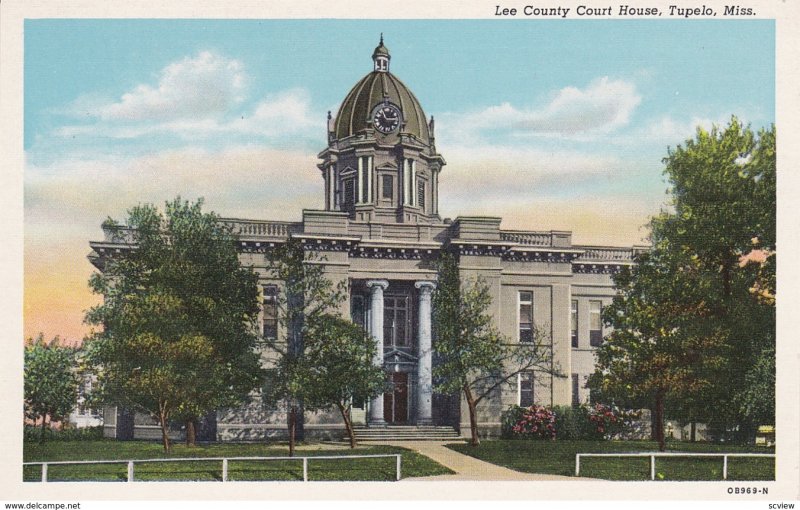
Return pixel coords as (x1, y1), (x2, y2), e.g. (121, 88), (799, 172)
(375, 440), (596, 481)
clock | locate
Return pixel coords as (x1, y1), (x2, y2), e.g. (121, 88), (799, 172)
(373, 104), (401, 134)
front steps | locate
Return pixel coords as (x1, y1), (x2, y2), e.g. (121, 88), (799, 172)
(352, 425), (463, 442)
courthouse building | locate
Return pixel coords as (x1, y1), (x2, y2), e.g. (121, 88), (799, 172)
(91, 38), (643, 441)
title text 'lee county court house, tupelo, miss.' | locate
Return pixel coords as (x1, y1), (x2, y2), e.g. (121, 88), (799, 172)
(90, 38), (645, 441)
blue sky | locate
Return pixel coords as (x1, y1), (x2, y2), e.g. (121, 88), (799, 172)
(24, 19), (774, 340)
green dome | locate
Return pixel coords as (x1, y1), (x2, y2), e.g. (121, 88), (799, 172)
(333, 71), (430, 141)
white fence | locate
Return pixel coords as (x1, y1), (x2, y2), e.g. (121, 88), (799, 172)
(24, 454), (402, 482)
(575, 452), (775, 480)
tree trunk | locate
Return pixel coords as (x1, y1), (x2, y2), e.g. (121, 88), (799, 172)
(159, 403), (171, 454)
(463, 384), (480, 447)
(690, 422), (696, 442)
(288, 406), (296, 457)
(185, 419), (197, 447)
(39, 414), (48, 444)
(654, 390), (666, 452)
(337, 402), (357, 449)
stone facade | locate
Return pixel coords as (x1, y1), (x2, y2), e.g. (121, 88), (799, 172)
(90, 38), (644, 442)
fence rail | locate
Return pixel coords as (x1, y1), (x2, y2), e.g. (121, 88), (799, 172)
(575, 452), (775, 480)
(24, 454), (402, 483)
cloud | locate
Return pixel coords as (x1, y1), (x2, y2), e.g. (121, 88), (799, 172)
(609, 114), (738, 149)
(56, 52), (320, 145)
(438, 77), (641, 144)
(58, 89), (320, 142)
(95, 51), (247, 122)
(438, 144), (620, 202)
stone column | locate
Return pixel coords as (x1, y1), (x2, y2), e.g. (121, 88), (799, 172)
(415, 281), (436, 425)
(367, 280), (389, 426)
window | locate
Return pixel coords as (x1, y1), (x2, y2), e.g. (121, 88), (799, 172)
(519, 291), (533, 342)
(344, 179), (355, 209)
(589, 300), (602, 346)
(383, 295), (411, 347)
(572, 374), (580, 407)
(263, 285), (278, 340)
(333, 167), (340, 208)
(361, 157), (369, 202)
(519, 371), (534, 407)
(571, 299), (578, 348)
(382, 174), (393, 199)
(417, 181), (425, 210)
(351, 295), (366, 329)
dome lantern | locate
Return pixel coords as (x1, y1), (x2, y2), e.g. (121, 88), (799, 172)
(372, 34), (390, 72)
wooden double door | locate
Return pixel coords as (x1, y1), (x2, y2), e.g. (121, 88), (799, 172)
(384, 373), (409, 424)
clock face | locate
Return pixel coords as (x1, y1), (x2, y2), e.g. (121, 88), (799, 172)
(373, 105), (401, 134)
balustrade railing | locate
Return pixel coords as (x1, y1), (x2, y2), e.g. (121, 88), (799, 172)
(499, 231), (553, 246)
(575, 246), (636, 262)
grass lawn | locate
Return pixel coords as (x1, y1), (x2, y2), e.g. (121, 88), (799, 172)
(448, 440), (775, 481)
(23, 440), (453, 482)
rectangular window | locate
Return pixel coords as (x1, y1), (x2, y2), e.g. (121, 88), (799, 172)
(383, 295), (411, 347)
(333, 167), (340, 208)
(344, 179), (355, 209)
(351, 295), (366, 329)
(263, 285), (278, 340)
(382, 174), (393, 199)
(417, 181), (425, 209)
(589, 300), (603, 346)
(519, 291), (533, 343)
(361, 157), (369, 202)
(571, 299), (579, 348)
(519, 371), (534, 407)
(572, 374), (580, 407)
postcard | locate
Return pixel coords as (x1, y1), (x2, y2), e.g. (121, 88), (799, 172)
(2, 0), (798, 508)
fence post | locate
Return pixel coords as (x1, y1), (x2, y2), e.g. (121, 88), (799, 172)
(396, 455), (401, 481)
(723, 455), (728, 480)
(575, 455), (580, 477)
(222, 459), (228, 482)
(650, 455), (655, 481)
(41, 463), (48, 483)
(127, 461), (134, 482)
(303, 457), (308, 482)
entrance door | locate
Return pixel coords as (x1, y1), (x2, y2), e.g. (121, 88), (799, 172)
(383, 373), (408, 423)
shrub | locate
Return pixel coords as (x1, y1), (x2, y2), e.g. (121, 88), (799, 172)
(587, 403), (640, 440)
(511, 405), (556, 440)
(501, 405), (527, 439)
(553, 405), (593, 440)
(24, 425), (104, 442)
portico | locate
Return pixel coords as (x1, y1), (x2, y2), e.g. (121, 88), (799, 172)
(363, 279), (436, 426)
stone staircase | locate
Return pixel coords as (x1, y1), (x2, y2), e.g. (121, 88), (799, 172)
(352, 425), (462, 442)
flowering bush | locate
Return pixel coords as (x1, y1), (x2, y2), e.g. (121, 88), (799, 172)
(503, 403), (640, 440)
(586, 403), (640, 440)
(511, 405), (557, 440)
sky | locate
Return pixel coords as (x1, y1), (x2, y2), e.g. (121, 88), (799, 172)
(23, 19), (775, 342)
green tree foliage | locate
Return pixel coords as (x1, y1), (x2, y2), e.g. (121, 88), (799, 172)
(432, 252), (556, 446)
(85, 198), (263, 452)
(24, 335), (79, 442)
(261, 238), (348, 455)
(302, 314), (386, 448)
(589, 118), (775, 446)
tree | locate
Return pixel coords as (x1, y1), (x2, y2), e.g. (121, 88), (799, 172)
(24, 335), (79, 442)
(85, 198), (264, 452)
(432, 252), (556, 446)
(587, 250), (727, 451)
(302, 314), (386, 448)
(261, 238), (348, 456)
(589, 118), (775, 446)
